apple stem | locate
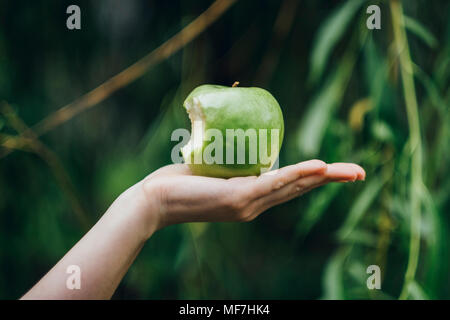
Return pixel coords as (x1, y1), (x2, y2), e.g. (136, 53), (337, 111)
(232, 81), (240, 87)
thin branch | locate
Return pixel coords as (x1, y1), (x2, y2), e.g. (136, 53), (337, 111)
(0, 102), (91, 230)
(1, 0), (237, 158)
(0, 133), (34, 153)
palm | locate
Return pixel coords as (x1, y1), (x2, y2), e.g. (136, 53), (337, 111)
(144, 160), (365, 227)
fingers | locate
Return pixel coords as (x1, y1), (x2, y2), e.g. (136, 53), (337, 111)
(250, 160), (365, 200)
(254, 160), (327, 197)
(250, 159), (327, 198)
(325, 163), (365, 181)
(259, 174), (329, 207)
(245, 161), (365, 220)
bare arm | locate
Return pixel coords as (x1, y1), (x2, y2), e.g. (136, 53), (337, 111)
(21, 182), (156, 299)
(22, 160), (365, 299)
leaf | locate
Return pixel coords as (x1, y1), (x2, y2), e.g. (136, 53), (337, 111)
(295, 183), (342, 238)
(308, 0), (365, 84)
(348, 98), (373, 131)
(321, 247), (351, 300)
(421, 184), (446, 294)
(433, 47), (450, 88)
(413, 63), (446, 114)
(407, 281), (430, 300)
(371, 120), (395, 143)
(139, 87), (186, 169)
(337, 178), (385, 240)
(363, 36), (387, 111)
(347, 261), (367, 284)
(404, 16), (438, 48)
(296, 58), (353, 156)
(341, 229), (377, 247)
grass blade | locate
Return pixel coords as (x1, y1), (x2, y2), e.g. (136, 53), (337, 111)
(404, 16), (438, 48)
(337, 178), (385, 240)
(308, 0), (364, 84)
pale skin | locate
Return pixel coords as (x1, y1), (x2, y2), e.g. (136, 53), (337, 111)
(21, 160), (365, 299)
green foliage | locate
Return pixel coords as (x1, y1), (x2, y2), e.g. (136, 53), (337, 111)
(404, 16), (438, 48)
(0, 0), (449, 299)
(308, 0), (365, 84)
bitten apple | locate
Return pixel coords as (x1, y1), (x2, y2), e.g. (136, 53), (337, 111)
(181, 84), (284, 178)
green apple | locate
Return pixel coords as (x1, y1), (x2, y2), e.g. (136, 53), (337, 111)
(181, 84), (284, 178)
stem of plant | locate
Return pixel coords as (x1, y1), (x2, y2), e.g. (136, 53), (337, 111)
(390, 0), (424, 300)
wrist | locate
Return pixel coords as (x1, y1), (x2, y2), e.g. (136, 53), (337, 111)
(141, 178), (168, 233)
(110, 181), (161, 241)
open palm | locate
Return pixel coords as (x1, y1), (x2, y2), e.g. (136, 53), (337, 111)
(143, 160), (365, 229)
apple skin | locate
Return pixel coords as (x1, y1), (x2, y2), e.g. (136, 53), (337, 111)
(182, 84), (284, 178)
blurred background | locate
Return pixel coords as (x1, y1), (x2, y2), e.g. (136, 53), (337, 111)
(0, 0), (448, 299)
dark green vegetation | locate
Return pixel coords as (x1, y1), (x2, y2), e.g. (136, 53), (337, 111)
(0, 0), (449, 299)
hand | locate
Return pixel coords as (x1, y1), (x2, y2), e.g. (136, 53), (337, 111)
(22, 159), (365, 299)
(142, 160), (365, 232)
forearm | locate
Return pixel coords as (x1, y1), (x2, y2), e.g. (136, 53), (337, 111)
(21, 182), (157, 300)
